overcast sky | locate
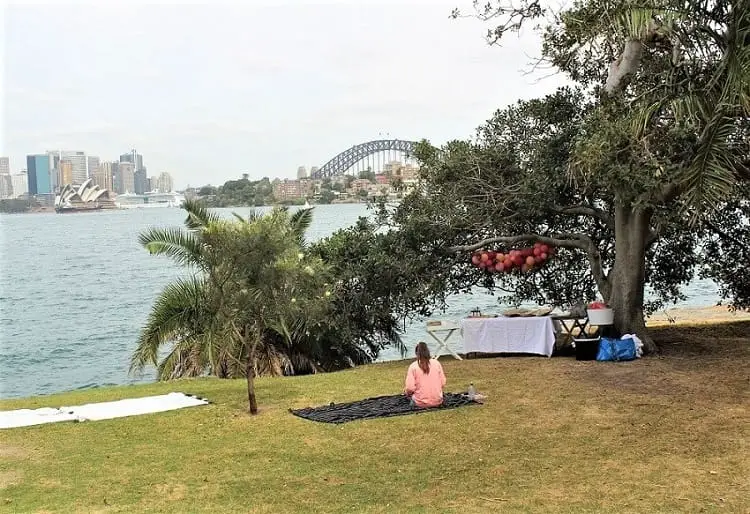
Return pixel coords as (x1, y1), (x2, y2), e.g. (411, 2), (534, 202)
(2, 1), (567, 188)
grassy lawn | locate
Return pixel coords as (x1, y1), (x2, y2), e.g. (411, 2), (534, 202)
(1, 322), (748, 513)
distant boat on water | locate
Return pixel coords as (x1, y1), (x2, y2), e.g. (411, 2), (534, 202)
(115, 191), (186, 209)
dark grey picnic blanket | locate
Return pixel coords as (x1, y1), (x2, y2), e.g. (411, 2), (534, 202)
(289, 392), (479, 424)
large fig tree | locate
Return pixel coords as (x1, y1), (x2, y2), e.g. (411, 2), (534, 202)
(383, 0), (749, 352)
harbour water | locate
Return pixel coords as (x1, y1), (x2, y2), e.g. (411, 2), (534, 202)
(0, 205), (720, 399)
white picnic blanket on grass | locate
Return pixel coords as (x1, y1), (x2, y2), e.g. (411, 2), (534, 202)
(0, 392), (209, 429)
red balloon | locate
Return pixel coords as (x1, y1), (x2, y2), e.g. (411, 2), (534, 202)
(526, 256), (535, 266)
(471, 254), (481, 265)
(540, 244), (549, 254)
(533, 247), (541, 256)
(513, 255), (523, 266)
(541, 252), (548, 260)
(480, 252), (489, 262)
(534, 256), (543, 263)
(488, 251), (496, 261)
(496, 252), (505, 262)
(495, 262), (505, 272)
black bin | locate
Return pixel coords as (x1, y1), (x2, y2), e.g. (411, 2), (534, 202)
(574, 337), (600, 361)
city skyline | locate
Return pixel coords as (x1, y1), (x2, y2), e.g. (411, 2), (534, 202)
(2, 2), (568, 189)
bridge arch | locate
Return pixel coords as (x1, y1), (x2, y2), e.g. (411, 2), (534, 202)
(312, 139), (418, 179)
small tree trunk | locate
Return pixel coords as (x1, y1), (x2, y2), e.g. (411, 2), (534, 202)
(246, 350), (258, 415)
(606, 203), (658, 354)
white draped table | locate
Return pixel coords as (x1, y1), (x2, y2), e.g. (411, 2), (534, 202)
(461, 316), (556, 357)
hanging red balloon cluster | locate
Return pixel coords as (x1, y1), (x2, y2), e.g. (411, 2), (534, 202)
(470, 243), (556, 273)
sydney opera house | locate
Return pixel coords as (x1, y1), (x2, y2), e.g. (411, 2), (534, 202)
(55, 179), (116, 213)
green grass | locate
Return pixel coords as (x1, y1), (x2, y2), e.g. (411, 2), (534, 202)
(1, 322), (749, 513)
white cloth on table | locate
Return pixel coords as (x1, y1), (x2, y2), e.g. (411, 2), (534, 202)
(461, 316), (556, 357)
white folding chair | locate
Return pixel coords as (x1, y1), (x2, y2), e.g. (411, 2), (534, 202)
(425, 320), (463, 360)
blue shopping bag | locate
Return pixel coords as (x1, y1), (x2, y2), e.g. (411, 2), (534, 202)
(596, 337), (637, 362)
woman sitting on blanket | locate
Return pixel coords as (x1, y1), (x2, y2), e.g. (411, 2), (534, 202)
(404, 342), (446, 408)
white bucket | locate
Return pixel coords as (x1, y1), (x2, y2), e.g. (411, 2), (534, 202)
(587, 308), (614, 325)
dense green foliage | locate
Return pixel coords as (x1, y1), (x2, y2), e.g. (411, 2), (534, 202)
(364, 0), (750, 351)
(197, 177), (275, 207)
(0, 198), (35, 213)
(132, 201), (408, 411)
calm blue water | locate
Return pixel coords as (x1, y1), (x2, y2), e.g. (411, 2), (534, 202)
(0, 205), (720, 399)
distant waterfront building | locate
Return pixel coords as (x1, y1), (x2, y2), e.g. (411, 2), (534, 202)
(0, 157), (11, 199)
(118, 162), (135, 193)
(134, 168), (148, 194)
(120, 150), (144, 172)
(274, 179), (302, 201)
(11, 171), (28, 198)
(59, 160), (74, 186)
(87, 156), (100, 180)
(297, 166), (307, 179)
(0, 174), (12, 199)
(309, 166), (319, 178)
(27, 154), (52, 195)
(58, 151), (87, 185)
(45, 151), (61, 192)
(155, 172), (174, 193)
(93, 162), (114, 192)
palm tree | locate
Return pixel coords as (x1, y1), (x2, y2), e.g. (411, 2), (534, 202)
(130, 200), (333, 414)
(627, 0), (750, 209)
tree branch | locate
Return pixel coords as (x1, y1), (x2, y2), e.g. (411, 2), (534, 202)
(552, 205), (613, 227)
(447, 233), (589, 253)
(448, 233), (611, 301)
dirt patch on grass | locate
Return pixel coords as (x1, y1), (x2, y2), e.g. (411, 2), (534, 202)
(0, 470), (22, 489)
(578, 322), (750, 401)
(0, 445), (28, 459)
(153, 482), (187, 501)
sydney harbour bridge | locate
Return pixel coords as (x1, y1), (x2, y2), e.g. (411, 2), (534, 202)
(311, 139), (419, 179)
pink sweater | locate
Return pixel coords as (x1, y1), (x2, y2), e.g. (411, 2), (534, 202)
(404, 358), (446, 407)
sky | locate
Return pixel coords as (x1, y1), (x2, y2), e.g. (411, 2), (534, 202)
(1, 1), (568, 188)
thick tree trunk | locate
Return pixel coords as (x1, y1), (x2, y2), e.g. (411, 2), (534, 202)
(246, 351), (258, 415)
(605, 203), (658, 354)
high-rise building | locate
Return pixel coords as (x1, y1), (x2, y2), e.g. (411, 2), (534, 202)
(27, 154), (52, 195)
(0, 157), (10, 199)
(47, 150), (88, 184)
(310, 166), (319, 178)
(60, 161), (74, 186)
(120, 150), (144, 172)
(0, 175), (12, 199)
(93, 161), (114, 191)
(45, 151), (60, 192)
(11, 172), (28, 198)
(112, 162), (123, 193)
(134, 168), (148, 194)
(297, 166), (308, 179)
(87, 156), (100, 180)
(155, 172), (174, 193)
(118, 162), (135, 193)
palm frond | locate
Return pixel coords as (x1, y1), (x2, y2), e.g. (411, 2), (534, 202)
(182, 198), (221, 230)
(129, 276), (212, 375)
(682, 112), (739, 213)
(138, 227), (205, 268)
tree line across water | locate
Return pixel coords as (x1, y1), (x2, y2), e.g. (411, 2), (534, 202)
(133, 0), (750, 413)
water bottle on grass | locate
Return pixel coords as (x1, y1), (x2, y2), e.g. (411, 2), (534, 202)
(467, 383), (476, 400)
